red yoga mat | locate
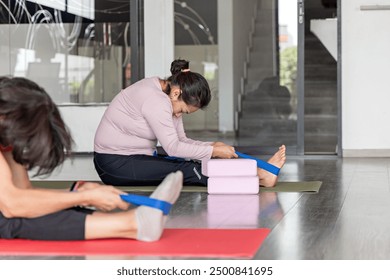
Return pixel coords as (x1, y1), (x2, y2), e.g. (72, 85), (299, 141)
(0, 228), (270, 258)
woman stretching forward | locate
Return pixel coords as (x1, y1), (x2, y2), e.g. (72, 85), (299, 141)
(94, 59), (286, 187)
(0, 76), (182, 241)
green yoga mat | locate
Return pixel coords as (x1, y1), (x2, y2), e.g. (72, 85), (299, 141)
(118, 181), (322, 193)
(260, 181), (322, 193)
(31, 180), (322, 193)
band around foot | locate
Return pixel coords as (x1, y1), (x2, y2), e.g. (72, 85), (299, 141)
(235, 151), (280, 175)
(120, 194), (172, 215)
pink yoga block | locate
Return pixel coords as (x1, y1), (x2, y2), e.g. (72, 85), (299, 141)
(202, 159), (257, 177)
(207, 176), (259, 194)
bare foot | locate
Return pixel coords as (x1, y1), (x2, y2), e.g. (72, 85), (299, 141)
(258, 145), (286, 187)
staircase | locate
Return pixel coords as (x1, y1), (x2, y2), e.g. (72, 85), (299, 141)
(238, 6), (297, 148)
(304, 32), (338, 154)
(238, 4), (338, 154)
(245, 13), (274, 95)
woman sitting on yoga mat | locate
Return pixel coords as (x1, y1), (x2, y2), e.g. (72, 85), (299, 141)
(94, 59), (286, 188)
(0, 76), (182, 241)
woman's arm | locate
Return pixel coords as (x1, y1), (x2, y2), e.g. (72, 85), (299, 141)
(174, 117), (214, 146)
(174, 116), (237, 159)
(2, 150), (32, 189)
(142, 98), (213, 160)
(0, 152), (129, 218)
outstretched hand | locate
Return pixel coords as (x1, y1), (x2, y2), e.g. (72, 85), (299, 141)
(77, 182), (129, 212)
(211, 142), (238, 159)
(212, 141), (227, 147)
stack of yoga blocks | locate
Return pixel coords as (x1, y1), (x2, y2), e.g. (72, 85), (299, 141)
(201, 159), (259, 194)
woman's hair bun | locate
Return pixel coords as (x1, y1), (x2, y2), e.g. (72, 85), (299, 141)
(170, 59), (190, 75)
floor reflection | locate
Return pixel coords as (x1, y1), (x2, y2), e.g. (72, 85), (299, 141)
(258, 192), (285, 228)
(207, 195), (260, 228)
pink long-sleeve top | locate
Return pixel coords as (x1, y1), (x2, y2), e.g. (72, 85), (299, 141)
(94, 77), (213, 161)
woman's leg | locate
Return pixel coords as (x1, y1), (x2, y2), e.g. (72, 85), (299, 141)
(85, 210), (138, 239)
(1, 171), (183, 241)
(94, 152), (207, 186)
(258, 145), (286, 187)
(85, 171), (183, 241)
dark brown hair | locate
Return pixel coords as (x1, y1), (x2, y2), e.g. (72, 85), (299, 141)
(166, 59), (211, 109)
(0, 76), (73, 176)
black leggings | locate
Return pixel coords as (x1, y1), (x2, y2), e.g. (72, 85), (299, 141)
(93, 152), (208, 186)
(0, 207), (93, 240)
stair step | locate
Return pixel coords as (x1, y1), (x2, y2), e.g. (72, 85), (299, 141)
(242, 101), (290, 110)
(243, 94), (292, 101)
(305, 135), (338, 153)
(245, 81), (262, 94)
(305, 81), (337, 97)
(305, 69), (337, 81)
(249, 51), (273, 67)
(254, 11), (273, 22)
(252, 37), (273, 50)
(238, 135), (297, 146)
(254, 24), (273, 35)
(305, 35), (331, 49)
(305, 97), (337, 114)
(305, 50), (337, 64)
(238, 115), (338, 135)
(239, 118), (297, 132)
(305, 115), (338, 133)
(246, 68), (273, 81)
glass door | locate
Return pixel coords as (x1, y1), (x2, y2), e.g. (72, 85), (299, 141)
(236, 0), (300, 154)
(171, 0), (339, 156)
(0, 0), (144, 152)
(303, 0), (338, 155)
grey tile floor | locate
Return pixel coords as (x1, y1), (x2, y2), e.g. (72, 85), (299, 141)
(24, 155), (390, 259)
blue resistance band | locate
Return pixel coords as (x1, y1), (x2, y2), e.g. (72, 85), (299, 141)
(153, 151), (185, 161)
(120, 194), (172, 215)
(235, 151), (280, 176)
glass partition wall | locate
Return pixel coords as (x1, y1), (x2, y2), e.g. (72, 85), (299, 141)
(0, 0), (143, 104)
(174, 0), (219, 134)
(175, 0), (300, 154)
(1, 0), (338, 155)
(175, 0), (339, 156)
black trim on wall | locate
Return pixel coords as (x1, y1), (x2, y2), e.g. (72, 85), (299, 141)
(130, 0), (144, 83)
(337, 0), (342, 156)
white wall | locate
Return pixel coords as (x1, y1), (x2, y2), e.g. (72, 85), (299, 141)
(217, 0), (235, 132)
(59, 106), (106, 152)
(342, 0), (390, 156)
(144, 0), (174, 78)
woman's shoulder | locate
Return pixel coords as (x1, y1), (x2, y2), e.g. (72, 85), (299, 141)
(139, 77), (169, 100)
(133, 76), (160, 87)
(124, 77), (161, 93)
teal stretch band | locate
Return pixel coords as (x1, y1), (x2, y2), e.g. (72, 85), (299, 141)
(235, 151), (280, 176)
(120, 194), (172, 215)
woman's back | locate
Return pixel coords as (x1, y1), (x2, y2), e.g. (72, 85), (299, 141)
(94, 77), (170, 155)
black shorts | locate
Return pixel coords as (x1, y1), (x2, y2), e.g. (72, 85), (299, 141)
(0, 207), (93, 240)
(94, 152), (208, 186)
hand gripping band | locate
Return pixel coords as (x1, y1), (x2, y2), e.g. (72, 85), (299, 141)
(235, 151), (280, 176)
(120, 194), (172, 215)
